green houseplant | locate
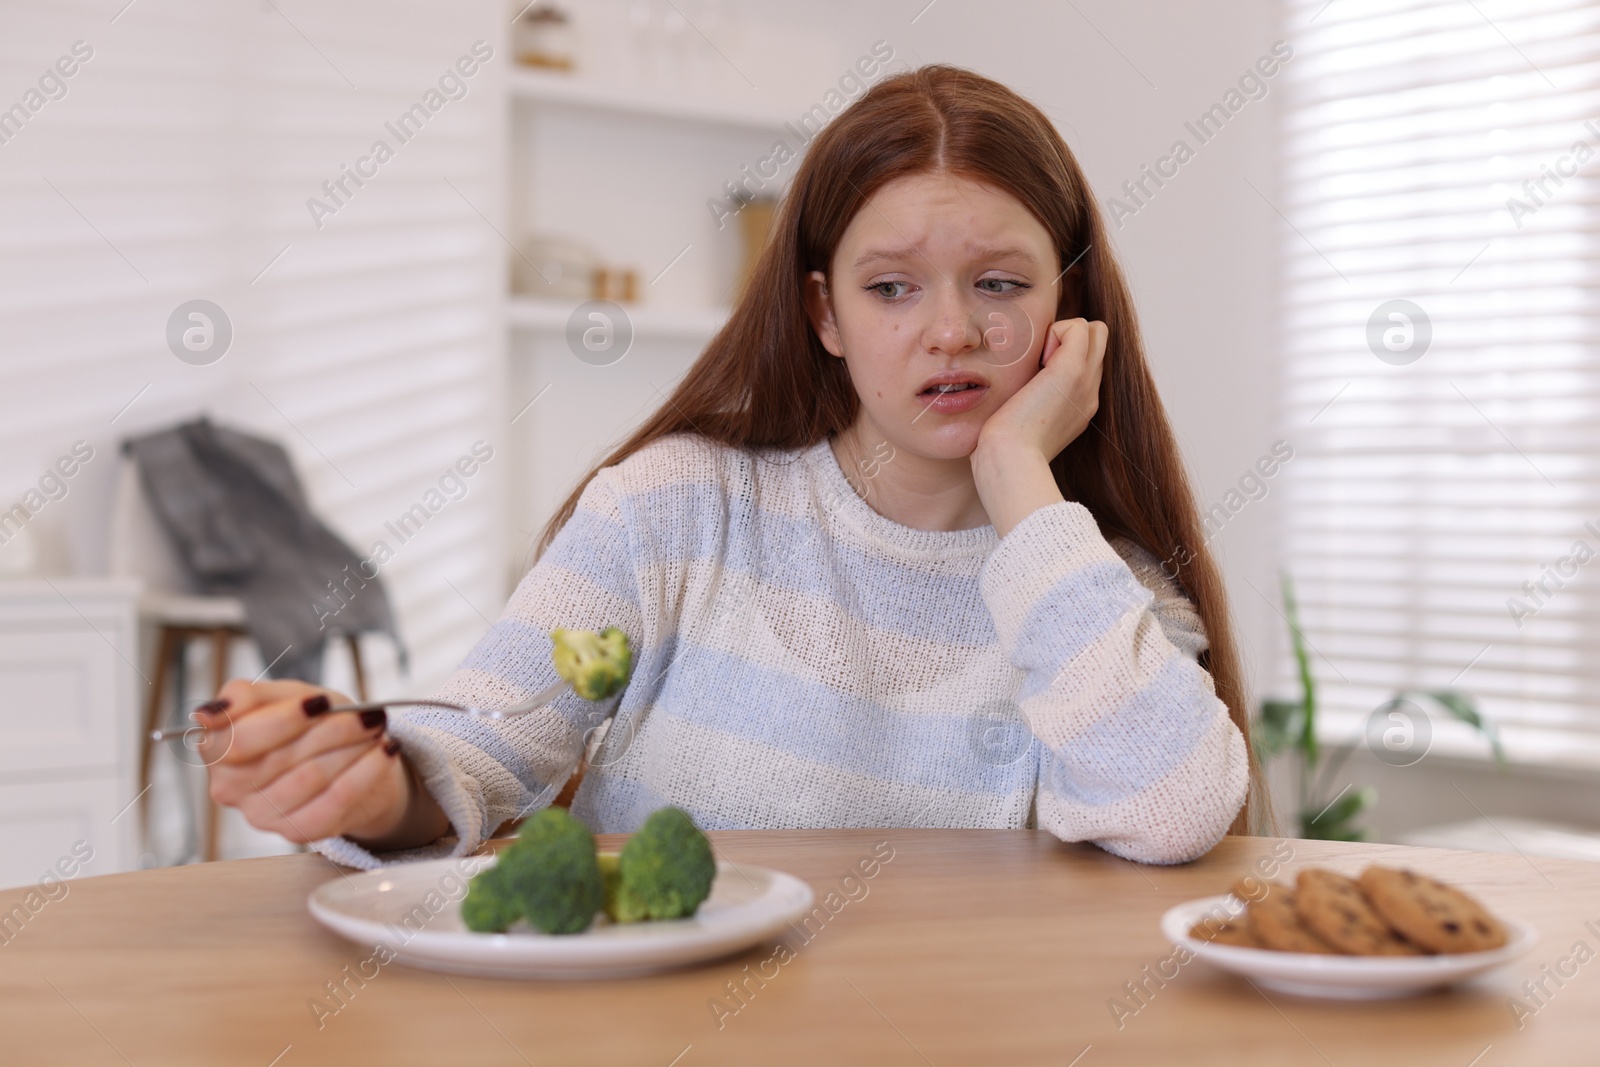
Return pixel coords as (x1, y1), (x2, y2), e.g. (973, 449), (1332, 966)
(1255, 573), (1505, 840)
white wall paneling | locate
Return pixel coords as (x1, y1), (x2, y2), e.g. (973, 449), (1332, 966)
(0, 0), (508, 695)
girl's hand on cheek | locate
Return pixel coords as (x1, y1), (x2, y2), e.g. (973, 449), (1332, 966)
(971, 318), (1107, 537)
(978, 317), (1107, 464)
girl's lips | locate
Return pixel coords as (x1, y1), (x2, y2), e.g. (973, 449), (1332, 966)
(917, 382), (989, 415)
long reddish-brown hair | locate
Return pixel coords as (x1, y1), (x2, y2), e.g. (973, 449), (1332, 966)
(540, 64), (1263, 835)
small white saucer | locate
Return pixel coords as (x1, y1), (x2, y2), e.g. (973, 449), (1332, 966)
(1160, 894), (1537, 999)
(310, 856), (815, 980)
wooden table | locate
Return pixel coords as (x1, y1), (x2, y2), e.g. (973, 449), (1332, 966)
(2, 830), (1597, 1066)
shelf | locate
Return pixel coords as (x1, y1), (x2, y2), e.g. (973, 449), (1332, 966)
(507, 67), (792, 132)
(507, 297), (728, 340)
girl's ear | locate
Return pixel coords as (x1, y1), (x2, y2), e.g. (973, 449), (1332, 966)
(803, 269), (845, 358)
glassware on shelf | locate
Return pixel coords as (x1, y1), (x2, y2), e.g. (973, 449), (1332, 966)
(0, 521), (38, 576)
(513, 233), (598, 299)
(598, 0), (739, 94)
(511, 234), (642, 305)
(572, 0), (619, 78)
(682, 0), (729, 94)
(513, 3), (576, 71)
(618, 0), (655, 88)
(659, 3), (689, 89)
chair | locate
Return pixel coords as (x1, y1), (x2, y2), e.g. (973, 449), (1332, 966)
(110, 456), (369, 862)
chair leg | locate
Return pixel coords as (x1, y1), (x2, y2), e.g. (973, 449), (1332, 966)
(208, 629), (231, 696)
(346, 632), (368, 702)
(553, 763), (586, 809)
(138, 625), (180, 848)
(202, 629), (231, 863)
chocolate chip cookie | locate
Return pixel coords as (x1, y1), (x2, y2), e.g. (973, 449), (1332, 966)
(1294, 869), (1422, 956)
(1246, 888), (1340, 954)
(1190, 914), (1259, 947)
(1357, 866), (1508, 953)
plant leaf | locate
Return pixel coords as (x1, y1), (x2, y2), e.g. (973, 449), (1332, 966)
(1421, 689), (1483, 729)
(1280, 572), (1318, 766)
(1255, 698), (1301, 760)
(1260, 698), (1300, 731)
(1398, 689), (1507, 766)
(1302, 785), (1376, 840)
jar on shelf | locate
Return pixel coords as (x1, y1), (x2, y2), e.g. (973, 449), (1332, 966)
(733, 193), (777, 301)
(592, 267), (639, 303)
(513, 4), (576, 71)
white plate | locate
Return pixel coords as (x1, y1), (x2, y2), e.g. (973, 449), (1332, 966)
(309, 856), (815, 980)
(1160, 894), (1537, 1000)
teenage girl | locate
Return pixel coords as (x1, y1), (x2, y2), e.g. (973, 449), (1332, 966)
(200, 64), (1259, 867)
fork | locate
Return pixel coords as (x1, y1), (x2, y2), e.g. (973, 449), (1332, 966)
(149, 678), (569, 742)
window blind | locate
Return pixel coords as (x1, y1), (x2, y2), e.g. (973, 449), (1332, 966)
(1276, 0), (1600, 763)
(0, 0), (505, 691)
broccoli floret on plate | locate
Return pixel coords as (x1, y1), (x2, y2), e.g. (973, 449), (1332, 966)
(461, 804), (714, 935)
(617, 806), (717, 921)
(550, 626), (633, 701)
(460, 862), (521, 933)
(598, 851), (623, 919)
(598, 851), (651, 924)
(490, 807), (605, 935)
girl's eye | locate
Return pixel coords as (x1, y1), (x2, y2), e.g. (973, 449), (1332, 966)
(863, 278), (1030, 300)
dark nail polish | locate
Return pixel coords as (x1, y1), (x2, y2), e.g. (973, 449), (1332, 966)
(382, 737), (401, 757)
(302, 694), (331, 717)
(360, 709), (387, 730)
(198, 697), (231, 715)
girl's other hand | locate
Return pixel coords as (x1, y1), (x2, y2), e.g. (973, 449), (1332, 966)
(199, 677), (417, 847)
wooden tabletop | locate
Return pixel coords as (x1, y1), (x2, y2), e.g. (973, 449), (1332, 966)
(2, 830), (1597, 1066)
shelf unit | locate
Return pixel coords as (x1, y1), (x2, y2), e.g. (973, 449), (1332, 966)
(501, 53), (786, 556)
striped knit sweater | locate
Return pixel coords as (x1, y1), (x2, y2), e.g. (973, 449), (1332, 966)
(315, 434), (1248, 869)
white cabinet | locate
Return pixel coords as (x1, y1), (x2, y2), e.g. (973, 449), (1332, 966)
(0, 778), (123, 888)
(0, 627), (125, 775)
(0, 579), (139, 889)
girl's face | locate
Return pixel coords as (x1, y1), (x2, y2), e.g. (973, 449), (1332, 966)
(805, 171), (1061, 462)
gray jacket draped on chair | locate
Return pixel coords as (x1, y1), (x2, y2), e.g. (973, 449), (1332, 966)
(124, 417), (404, 683)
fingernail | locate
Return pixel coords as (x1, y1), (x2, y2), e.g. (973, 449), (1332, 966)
(197, 697), (230, 715)
(382, 737), (401, 757)
(360, 709), (387, 730)
(302, 694), (331, 717)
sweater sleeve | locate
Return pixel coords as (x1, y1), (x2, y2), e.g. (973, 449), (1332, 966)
(312, 467), (644, 870)
(979, 501), (1248, 865)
